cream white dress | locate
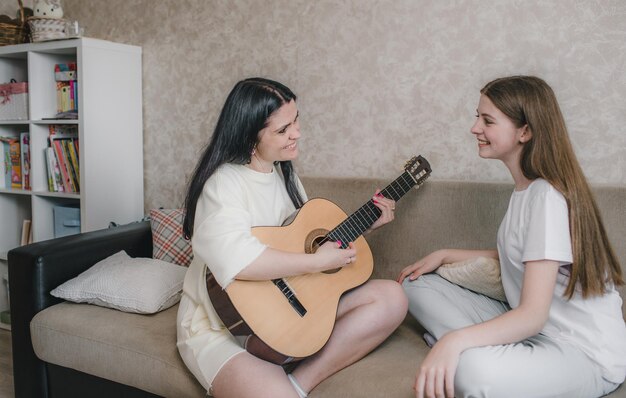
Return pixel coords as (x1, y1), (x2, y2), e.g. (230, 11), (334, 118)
(176, 163), (307, 393)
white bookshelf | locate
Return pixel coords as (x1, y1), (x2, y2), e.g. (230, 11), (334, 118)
(0, 39), (144, 276)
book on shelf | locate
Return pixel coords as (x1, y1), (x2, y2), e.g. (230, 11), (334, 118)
(20, 132), (30, 190)
(52, 140), (75, 192)
(44, 147), (53, 191)
(21, 219), (31, 246)
(0, 135), (31, 190)
(46, 125), (79, 193)
(56, 82), (75, 114)
(49, 124), (78, 139)
(9, 139), (20, 189)
(0, 139), (8, 189)
(45, 147), (64, 192)
(63, 139), (80, 191)
(55, 63), (78, 117)
(0, 137), (21, 189)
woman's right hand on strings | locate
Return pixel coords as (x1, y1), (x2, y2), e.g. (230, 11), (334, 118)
(314, 240), (357, 272)
(397, 249), (447, 283)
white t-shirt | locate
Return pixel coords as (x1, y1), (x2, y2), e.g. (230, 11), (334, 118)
(176, 163), (307, 390)
(497, 178), (626, 384)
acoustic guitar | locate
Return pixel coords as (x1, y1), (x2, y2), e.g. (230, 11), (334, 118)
(207, 155), (431, 362)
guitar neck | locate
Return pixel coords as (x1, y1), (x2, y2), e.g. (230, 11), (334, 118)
(326, 170), (422, 247)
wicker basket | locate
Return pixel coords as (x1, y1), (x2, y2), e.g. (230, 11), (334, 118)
(28, 16), (67, 42)
(0, 0), (30, 46)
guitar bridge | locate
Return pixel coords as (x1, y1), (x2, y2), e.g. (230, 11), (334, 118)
(272, 278), (307, 317)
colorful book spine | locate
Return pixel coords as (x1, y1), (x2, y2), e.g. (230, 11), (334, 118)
(21, 219), (31, 246)
(55, 63), (78, 114)
(60, 139), (79, 192)
(0, 141), (7, 189)
(45, 147), (54, 191)
(66, 138), (80, 191)
(20, 132), (30, 190)
(56, 82), (64, 114)
(46, 146), (64, 192)
(73, 80), (78, 110)
(0, 141), (5, 189)
(47, 125), (79, 193)
(52, 139), (73, 192)
(8, 138), (21, 189)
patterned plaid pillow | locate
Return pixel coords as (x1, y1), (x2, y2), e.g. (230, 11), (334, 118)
(150, 208), (193, 267)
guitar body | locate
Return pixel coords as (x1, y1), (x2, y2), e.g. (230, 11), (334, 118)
(226, 198), (374, 358)
(206, 155), (431, 362)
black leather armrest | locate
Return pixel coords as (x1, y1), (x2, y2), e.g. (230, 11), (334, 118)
(7, 221), (152, 398)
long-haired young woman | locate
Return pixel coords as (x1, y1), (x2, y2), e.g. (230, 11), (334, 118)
(400, 76), (626, 398)
(178, 77), (408, 397)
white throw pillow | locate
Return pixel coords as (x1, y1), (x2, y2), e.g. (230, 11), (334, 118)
(435, 256), (507, 302)
(51, 250), (187, 314)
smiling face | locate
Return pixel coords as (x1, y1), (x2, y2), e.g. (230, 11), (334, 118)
(252, 99), (300, 172)
(470, 94), (531, 168)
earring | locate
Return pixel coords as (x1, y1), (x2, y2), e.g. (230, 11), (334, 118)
(251, 144), (257, 156)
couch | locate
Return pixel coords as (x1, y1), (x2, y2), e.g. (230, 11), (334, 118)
(8, 178), (626, 398)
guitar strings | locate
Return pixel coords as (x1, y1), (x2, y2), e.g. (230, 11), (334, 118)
(331, 172), (414, 243)
(322, 171), (417, 247)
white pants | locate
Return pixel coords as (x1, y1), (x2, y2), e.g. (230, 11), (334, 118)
(402, 274), (620, 398)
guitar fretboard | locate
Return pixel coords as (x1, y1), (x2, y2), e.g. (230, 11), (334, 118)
(324, 169), (425, 248)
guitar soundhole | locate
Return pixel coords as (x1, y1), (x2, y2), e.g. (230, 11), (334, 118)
(305, 229), (342, 275)
(305, 228), (329, 254)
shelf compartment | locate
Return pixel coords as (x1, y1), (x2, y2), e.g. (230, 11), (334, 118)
(28, 50), (78, 121)
(31, 195), (80, 242)
(0, 193), (31, 253)
(0, 53), (27, 83)
(0, 55), (29, 124)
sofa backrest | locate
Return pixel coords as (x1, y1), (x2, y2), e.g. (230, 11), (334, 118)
(301, 177), (626, 319)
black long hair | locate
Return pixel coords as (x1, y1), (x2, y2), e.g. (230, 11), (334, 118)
(182, 77), (305, 239)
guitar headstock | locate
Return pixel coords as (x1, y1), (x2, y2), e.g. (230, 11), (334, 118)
(404, 155), (432, 188)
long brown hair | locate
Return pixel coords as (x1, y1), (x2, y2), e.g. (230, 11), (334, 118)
(482, 76), (623, 298)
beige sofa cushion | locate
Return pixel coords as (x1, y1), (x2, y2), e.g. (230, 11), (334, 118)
(30, 302), (204, 398)
(30, 299), (432, 398)
(309, 316), (428, 397)
(31, 302), (433, 398)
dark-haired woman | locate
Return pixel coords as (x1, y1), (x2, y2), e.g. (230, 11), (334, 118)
(177, 77), (408, 398)
(400, 76), (626, 398)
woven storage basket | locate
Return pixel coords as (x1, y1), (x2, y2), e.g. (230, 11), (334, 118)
(0, 79), (29, 120)
(28, 16), (66, 42)
(0, 0), (30, 46)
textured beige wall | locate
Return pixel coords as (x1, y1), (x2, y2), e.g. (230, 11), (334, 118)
(4, 0), (625, 211)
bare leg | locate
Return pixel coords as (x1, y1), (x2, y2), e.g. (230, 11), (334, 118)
(212, 279), (406, 397)
(292, 279), (408, 393)
(211, 351), (299, 398)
